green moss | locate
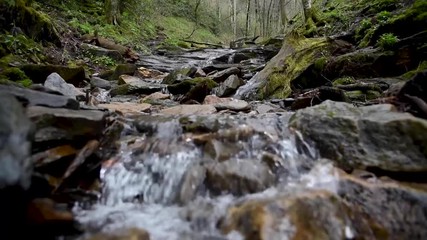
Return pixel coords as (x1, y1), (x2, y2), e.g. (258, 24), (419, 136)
(345, 90), (381, 101)
(377, 33), (398, 50)
(333, 77), (355, 86)
(16, 78), (32, 87)
(2, 68), (27, 81)
(377, 11), (392, 23)
(400, 61), (427, 79)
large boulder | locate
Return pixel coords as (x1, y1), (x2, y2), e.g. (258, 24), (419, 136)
(219, 168), (427, 240)
(0, 85), (79, 109)
(289, 100), (427, 172)
(161, 67), (196, 85)
(44, 73), (85, 100)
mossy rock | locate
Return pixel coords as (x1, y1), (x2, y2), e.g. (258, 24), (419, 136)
(0, 66), (32, 87)
(333, 77), (356, 86)
(183, 79), (218, 103)
(162, 67), (196, 85)
(109, 64), (137, 81)
(0, 1), (61, 46)
(168, 77), (217, 95)
(323, 48), (402, 80)
(345, 90), (381, 101)
(365, 0), (427, 47)
(20, 64), (86, 85)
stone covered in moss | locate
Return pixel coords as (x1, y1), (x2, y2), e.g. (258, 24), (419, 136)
(167, 77), (217, 95)
(0, 0), (61, 46)
(162, 67), (196, 85)
(20, 64), (86, 85)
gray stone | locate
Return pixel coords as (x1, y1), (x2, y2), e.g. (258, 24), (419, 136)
(0, 85), (79, 109)
(289, 100), (427, 172)
(211, 67), (241, 83)
(44, 73), (85, 99)
(214, 75), (244, 97)
(90, 77), (112, 90)
(110, 82), (164, 97)
(160, 105), (217, 115)
(0, 94), (33, 190)
(205, 159), (275, 196)
(27, 106), (106, 142)
(214, 99), (251, 112)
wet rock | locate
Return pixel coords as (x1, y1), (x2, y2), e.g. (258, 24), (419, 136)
(118, 75), (141, 85)
(168, 78), (217, 96)
(397, 70), (427, 118)
(231, 52), (252, 63)
(90, 77), (112, 90)
(110, 82), (164, 97)
(289, 100), (427, 172)
(254, 103), (283, 114)
(20, 64), (86, 86)
(0, 94), (33, 189)
(109, 64), (137, 81)
(194, 68), (207, 77)
(136, 67), (166, 79)
(205, 159), (275, 196)
(44, 73), (85, 100)
(203, 95), (229, 105)
(211, 67), (241, 83)
(337, 170), (427, 239)
(214, 99), (251, 112)
(26, 198), (81, 238)
(162, 67), (195, 85)
(140, 92), (170, 103)
(32, 145), (78, 167)
(85, 228), (150, 240)
(0, 85), (79, 109)
(27, 106), (106, 143)
(182, 79), (218, 103)
(202, 64), (241, 75)
(179, 165), (206, 204)
(0, 94), (33, 238)
(160, 105), (217, 115)
(99, 102), (151, 115)
(214, 75), (244, 97)
(204, 139), (242, 162)
(81, 43), (123, 62)
(219, 190), (374, 240)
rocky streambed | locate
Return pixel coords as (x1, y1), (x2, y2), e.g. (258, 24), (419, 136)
(1, 44), (427, 240)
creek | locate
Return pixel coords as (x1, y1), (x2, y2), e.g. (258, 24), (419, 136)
(73, 48), (343, 240)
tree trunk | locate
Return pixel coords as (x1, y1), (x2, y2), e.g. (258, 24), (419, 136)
(105, 0), (120, 25)
(245, 0), (251, 37)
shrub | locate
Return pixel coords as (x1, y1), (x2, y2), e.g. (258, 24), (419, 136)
(377, 33), (398, 50)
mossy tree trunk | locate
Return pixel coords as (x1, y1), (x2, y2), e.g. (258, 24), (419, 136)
(105, 0), (121, 25)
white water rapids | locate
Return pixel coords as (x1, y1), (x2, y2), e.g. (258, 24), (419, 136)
(74, 115), (340, 240)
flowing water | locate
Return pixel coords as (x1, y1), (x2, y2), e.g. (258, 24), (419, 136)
(74, 49), (341, 240)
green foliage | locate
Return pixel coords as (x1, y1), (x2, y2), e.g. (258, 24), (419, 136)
(377, 33), (398, 50)
(2, 68), (27, 81)
(356, 19), (373, 40)
(377, 11), (392, 23)
(0, 34), (43, 62)
(92, 56), (116, 67)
